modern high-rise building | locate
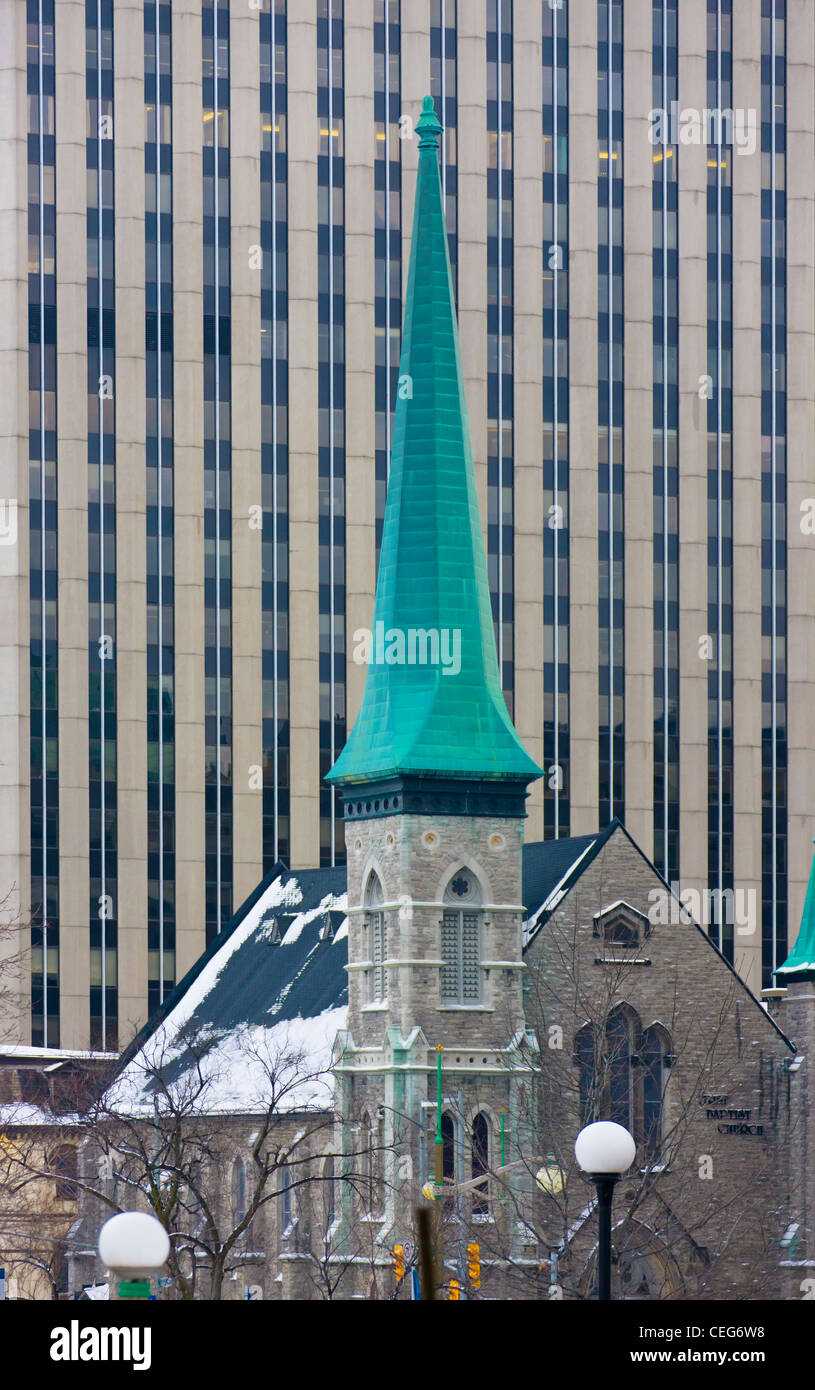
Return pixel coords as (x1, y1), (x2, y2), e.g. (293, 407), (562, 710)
(1, 0), (813, 1049)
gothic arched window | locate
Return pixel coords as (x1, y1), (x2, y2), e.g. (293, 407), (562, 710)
(232, 1157), (247, 1225)
(575, 1010), (671, 1159)
(471, 1112), (490, 1216)
(364, 873), (386, 1003)
(280, 1162), (293, 1231)
(324, 1155), (336, 1229)
(441, 1111), (457, 1218)
(641, 1026), (669, 1158)
(440, 868), (483, 1004)
(606, 1007), (634, 1131)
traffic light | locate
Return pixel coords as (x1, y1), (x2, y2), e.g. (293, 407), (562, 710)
(448, 1279), (460, 1301)
(393, 1244), (404, 1281)
(467, 1241), (481, 1289)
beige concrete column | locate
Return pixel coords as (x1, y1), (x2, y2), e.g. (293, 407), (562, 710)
(0, 0), (31, 1041)
(172, 3), (206, 979)
(456, 3), (487, 534)
(512, 5), (544, 837)
(113, 0), (148, 1043)
(785, 0), (815, 951)
(287, 11), (320, 869)
(54, 0), (90, 1047)
(344, 0), (376, 754)
(731, 1), (763, 993)
(567, 13), (599, 834)
(399, 0), (430, 280)
(677, 0), (711, 910)
(230, 8), (263, 906)
(623, 0), (654, 853)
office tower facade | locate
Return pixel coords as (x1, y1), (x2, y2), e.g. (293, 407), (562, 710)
(1, 0), (813, 1048)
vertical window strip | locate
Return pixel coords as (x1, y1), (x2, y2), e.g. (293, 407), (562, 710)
(652, 0), (679, 883)
(706, 0), (734, 959)
(487, 0), (514, 713)
(761, 0), (787, 983)
(28, 0), (59, 1045)
(203, 0), (233, 940)
(87, 0), (118, 1049)
(374, 0), (402, 558)
(542, 0), (570, 839)
(430, 0), (458, 294)
(598, 0), (625, 826)
(260, 1), (290, 870)
(145, 0), (175, 1011)
(318, 0), (347, 867)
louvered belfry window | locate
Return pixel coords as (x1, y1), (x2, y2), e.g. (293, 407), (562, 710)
(441, 869), (483, 1004)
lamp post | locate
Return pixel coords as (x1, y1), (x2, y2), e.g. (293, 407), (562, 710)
(574, 1121), (636, 1301)
(98, 1211), (170, 1301)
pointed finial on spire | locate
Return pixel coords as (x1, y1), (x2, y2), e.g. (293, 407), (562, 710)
(416, 93), (442, 149)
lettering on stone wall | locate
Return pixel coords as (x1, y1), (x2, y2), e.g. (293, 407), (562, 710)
(699, 1093), (764, 1137)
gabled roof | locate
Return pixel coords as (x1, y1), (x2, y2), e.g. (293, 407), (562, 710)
(114, 865), (348, 1116)
(326, 95), (540, 788)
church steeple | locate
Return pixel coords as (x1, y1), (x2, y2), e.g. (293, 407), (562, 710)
(327, 96), (540, 807)
(777, 841), (815, 981)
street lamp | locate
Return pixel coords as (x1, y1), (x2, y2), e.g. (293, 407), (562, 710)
(574, 1121), (636, 1301)
(98, 1211), (170, 1301)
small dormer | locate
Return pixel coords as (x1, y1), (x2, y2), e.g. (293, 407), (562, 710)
(592, 901), (651, 950)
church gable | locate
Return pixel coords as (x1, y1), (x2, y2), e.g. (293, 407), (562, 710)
(524, 824), (793, 1059)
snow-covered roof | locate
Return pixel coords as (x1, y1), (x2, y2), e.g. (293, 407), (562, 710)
(110, 866), (350, 1117)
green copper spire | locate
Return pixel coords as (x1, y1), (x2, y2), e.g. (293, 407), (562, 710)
(776, 841), (815, 980)
(327, 96), (540, 790)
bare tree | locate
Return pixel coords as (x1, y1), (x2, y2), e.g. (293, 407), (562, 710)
(5, 1021), (390, 1300)
(0, 885), (31, 1047)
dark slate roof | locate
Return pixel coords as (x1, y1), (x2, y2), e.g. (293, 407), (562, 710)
(118, 863), (348, 1077)
(522, 826), (614, 924)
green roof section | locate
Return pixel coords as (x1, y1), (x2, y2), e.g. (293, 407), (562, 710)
(327, 96), (541, 789)
(776, 840), (815, 978)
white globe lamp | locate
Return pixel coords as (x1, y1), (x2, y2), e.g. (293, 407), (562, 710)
(98, 1211), (170, 1296)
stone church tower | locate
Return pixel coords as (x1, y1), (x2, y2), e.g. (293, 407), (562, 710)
(326, 97), (542, 1277)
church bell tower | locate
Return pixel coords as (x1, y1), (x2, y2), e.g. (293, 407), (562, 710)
(326, 96), (542, 1285)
